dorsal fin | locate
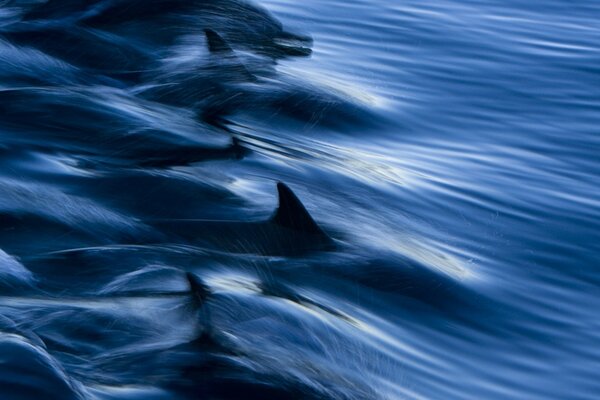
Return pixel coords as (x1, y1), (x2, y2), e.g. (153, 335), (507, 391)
(204, 29), (258, 83)
(186, 272), (210, 305)
(204, 29), (233, 54)
(270, 182), (327, 235)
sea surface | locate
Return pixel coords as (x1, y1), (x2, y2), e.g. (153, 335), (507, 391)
(0, 0), (598, 399)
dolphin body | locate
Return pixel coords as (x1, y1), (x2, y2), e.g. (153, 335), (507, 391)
(0, 83), (244, 168)
(9, 0), (312, 82)
(142, 29), (377, 129)
(80, 0), (313, 59)
(0, 182), (332, 257)
(167, 270), (378, 400)
(166, 273), (368, 400)
(5, 0), (372, 129)
(151, 182), (334, 256)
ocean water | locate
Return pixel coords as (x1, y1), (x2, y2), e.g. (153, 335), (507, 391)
(0, 0), (598, 399)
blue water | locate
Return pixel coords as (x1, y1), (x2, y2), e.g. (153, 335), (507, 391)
(0, 0), (599, 399)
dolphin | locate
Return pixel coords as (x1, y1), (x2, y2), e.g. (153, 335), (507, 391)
(167, 271), (376, 400)
(13, 0), (312, 83)
(142, 29), (376, 129)
(80, 0), (313, 59)
(150, 182), (334, 256)
(186, 272), (211, 308)
(138, 29), (263, 110)
(0, 85), (244, 168)
(2, 25), (153, 83)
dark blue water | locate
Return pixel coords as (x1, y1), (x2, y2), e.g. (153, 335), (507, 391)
(0, 0), (598, 399)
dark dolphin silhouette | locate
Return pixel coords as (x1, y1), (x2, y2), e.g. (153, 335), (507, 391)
(80, 0), (313, 59)
(151, 182), (334, 256)
(142, 29), (376, 129)
(12, 0), (312, 83)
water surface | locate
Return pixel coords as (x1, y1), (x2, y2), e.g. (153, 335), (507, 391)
(0, 0), (599, 399)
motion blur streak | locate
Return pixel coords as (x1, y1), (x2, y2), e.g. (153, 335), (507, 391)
(0, 0), (598, 399)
